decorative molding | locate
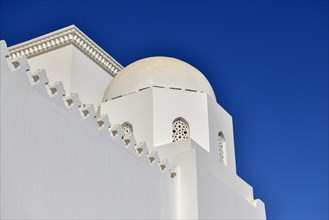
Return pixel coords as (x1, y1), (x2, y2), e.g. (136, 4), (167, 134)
(8, 25), (123, 77)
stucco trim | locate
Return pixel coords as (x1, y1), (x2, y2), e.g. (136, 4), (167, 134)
(8, 25), (123, 77)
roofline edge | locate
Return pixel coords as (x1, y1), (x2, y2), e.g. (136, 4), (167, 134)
(8, 25), (123, 77)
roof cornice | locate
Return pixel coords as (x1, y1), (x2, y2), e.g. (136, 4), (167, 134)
(8, 25), (123, 77)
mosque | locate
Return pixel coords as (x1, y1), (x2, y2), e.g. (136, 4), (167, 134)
(0, 25), (266, 219)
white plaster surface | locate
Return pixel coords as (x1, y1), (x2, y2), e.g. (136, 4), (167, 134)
(103, 57), (216, 101)
(70, 46), (113, 108)
(27, 45), (113, 109)
(207, 95), (237, 173)
(196, 145), (266, 219)
(101, 88), (211, 153)
(28, 45), (73, 91)
(101, 88), (155, 152)
(1, 39), (266, 219)
(0, 41), (176, 219)
(101, 87), (235, 167)
(157, 139), (266, 219)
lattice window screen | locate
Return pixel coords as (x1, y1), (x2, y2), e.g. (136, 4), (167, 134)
(172, 117), (189, 142)
(122, 122), (133, 135)
(218, 132), (225, 164)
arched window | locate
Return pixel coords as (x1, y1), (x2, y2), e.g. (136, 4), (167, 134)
(122, 122), (133, 136)
(172, 117), (189, 142)
(218, 132), (226, 164)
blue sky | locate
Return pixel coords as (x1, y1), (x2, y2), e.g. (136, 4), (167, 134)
(1, 0), (328, 219)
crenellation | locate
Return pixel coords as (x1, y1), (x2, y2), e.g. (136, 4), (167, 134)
(135, 142), (147, 156)
(46, 81), (62, 97)
(110, 124), (123, 139)
(169, 167), (177, 179)
(8, 54), (29, 72)
(159, 159), (170, 175)
(46, 82), (67, 107)
(63, 93), (81, 110)
(96, 114), (112, 138)
(2, 41), (174, 180)
(147, 151), (161, 166)
(78, 104), (93, 119)
(27, 69), (50, 98)
(123, 132), (137, 148)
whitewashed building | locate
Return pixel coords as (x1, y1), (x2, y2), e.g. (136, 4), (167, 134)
(0, 25), (266, 219)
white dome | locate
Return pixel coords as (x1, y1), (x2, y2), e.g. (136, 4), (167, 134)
(103, 57), (216, 101)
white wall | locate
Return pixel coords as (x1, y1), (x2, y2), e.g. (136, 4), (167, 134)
(197, 169), (266, 219)
(28, 45), (73, 90)
(70, 46), (113, 108)
(196, 146), (266, 219)
(27, 45), (113, 109)
(0, 41), (176, 219)
(101, 88), (154, 152)
(101, 87), (238, 173)
(207, 95), (237, 173)
(156, 139), (266, 219)
(101, 88), (210, 153)
(152, 88), (209, 150)
(1, 40), (266, 219)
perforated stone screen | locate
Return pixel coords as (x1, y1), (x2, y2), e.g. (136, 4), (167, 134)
(218, 132), (225, 164)
(172, 117), (189, 142)
(122, 122), (133, 135)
